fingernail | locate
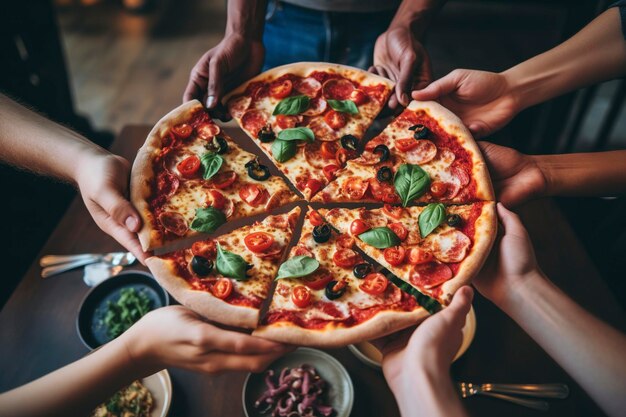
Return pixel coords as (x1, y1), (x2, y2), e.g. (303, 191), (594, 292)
(206, 96), (215, 108)
(125, 216), (138, 231)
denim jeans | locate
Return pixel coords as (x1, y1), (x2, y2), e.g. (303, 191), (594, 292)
(262, 1), (395, 71)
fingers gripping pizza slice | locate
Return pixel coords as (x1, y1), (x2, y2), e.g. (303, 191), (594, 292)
(321, 202), (496, 305)
(253, 208), (428, 347)
(131, 100), (300, 251)
(146, 207), (301, 329)
(222, 62), (394, 201)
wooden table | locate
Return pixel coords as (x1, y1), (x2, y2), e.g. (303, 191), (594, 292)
(1, 125), (623, 417)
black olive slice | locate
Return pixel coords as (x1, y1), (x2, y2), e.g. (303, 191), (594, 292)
(325, 280), (347, 300)
(340, 135), (359, 152)
(353, 263), (372, 279)
(191, 256), (214, 277)
(373, 144), (390, 163)
(258, 124), (276, 143)
(377, 166), (393, 183)
(312, 224), (332, 243)
(246, 159), (271, 181)
(409, 124), (429, 139)
(446, 214), (463, 227)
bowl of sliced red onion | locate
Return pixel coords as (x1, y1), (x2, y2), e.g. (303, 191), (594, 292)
(242, 348), (353, 417)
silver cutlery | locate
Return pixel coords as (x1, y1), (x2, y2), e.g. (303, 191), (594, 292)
(458, 382), (569, 411)
(40, 252), (136, 278)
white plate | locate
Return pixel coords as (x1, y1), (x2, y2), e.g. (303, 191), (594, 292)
(142, 369), (172, 417)
(348, 305), (477, 370)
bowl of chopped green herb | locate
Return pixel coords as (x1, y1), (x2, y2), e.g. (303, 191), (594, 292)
(77, 270), (170, 350)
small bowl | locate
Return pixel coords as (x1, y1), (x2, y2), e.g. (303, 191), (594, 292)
(348, 306), (477, 370)
(243, 348), (354, 417)
(77, 270), (169, 350)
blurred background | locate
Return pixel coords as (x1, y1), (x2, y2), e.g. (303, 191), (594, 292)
(1, 0), (624, 308)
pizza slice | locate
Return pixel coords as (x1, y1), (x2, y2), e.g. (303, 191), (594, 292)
(131, 100), (300, 251)
(321, 202), (496, 304)
(222, 62), (394, 200)
(146, 207), (301, 329)
(253, 208), (428, 347)
(312, 100), (494, 205)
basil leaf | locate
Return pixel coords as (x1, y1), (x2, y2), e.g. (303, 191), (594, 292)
(275, 256), (320, 280)
(419, 203), (446, 238)
(190, 207), (226, 233)
(216, 243), (249, 280)
(271, 139), (297, 163)
(277, 127), (315, 143)
(358, 227), (400, 249)
(273, 95), (310, 115)
(327, 99), (359, 114)
(200, 152), (224, 180)
(394, 164), (430, 207)
(386, 273), (441, 314)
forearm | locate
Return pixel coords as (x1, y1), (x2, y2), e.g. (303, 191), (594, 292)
(0, 94), (107, 185)
(503, 8), (626, 111)
(225, 0), (267, 40)
(534, 150), (626, 198)
(387, 0), (446, 38)
(497, 271), (626, 417)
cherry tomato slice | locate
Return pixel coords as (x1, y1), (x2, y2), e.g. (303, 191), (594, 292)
(342, 177), (369, 200)
(276, 114), (298, 129)
(407, 247), (434, 265)
(292, 285), (311, 308)
(324, 110), (347, 130)
(292, 245), (314, 257)
(335, 234), (355, 249)
(244, 232), (275, 253)
(335, 148), (353, 167)
(301, 269), (333, 291)
(382, 204), (404, 220)
(212, 278), (233, 299)
(350, 219), (371, 236)
(206, 189), (226, 210)
(350, 90), (369, 106)
(384, 246), (406, 266)
(176, 155), (201, 178)
(172, 123), (193, 140)
(359, 273), (389, 295)
(396, 138), (419, 152)
(430, 181), (448, 198)
(320, 142), (338, 159)
(191, 239), (217, 259)
(323, 164), (340, 181)
(211, 171), (237, 189)
(305, 179), (323, 196)
(388, 222), (408, 241)
(309, 210), (325, 227)
(270, 79), (293, 99)
(333, 248), (359, 268)
(239, 184), (269, 207)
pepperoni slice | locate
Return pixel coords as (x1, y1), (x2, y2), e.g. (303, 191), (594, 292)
(156, 171), (180, 197)
(324, 110), (347, 130)
(302, 97), (327, 116)
(295, 77), (322, 97)
(322, 78), (355, 100)
(335, 234), (355, 249)
(269, 79), (293, 99)
(196, 122), (221, 140)
(301, 268), (333, 291)
(428, 229), (471, 263)
(358, 207), (388, 228)
(303, 142), (331, 169)
(452, 166), (470, 186)
(241, 109), (268, 138)
(341, 177), (368, 200)
(402, 140), (437, 165)
(292, 245), (314, 258)
(430, 181), (448, 198)
(350, 89), (369, 106)
(351, 149), (381, 166)
(410, 262), (453, 289)
(323, 164), (340, 181)
(158, 212), (188, 236)
(239, 184), (269, 207)
(227, 95), (252, 119)
(191, 239), (217, 259)
(276, 114), (299, 130)
(210, 171), (237, 190)
(307, 117), (338, 141)
(436, 148), (456, 167)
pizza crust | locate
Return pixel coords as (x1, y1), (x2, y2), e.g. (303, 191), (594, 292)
(253, 307), (428, 347)
(146, 256), (259, 329)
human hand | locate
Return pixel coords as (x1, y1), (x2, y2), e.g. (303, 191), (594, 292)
(412, 69), (519, 138)
(75, 152), (148, 264)
(183, 33), (265, 110)
(122, 306), (292, 375)
(371, 27), (432, 110)
(479, 142), (547, 207)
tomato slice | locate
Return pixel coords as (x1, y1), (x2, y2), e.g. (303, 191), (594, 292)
(333, 248), (359, 268)
(382, 204), (404, 220)
(309, 210), (325, 226)
(350, 219), (371, 236)
(172, 123), (193, 140)
(301, 269), (333, 290)
(430, 181), (448, 198)
(244, 232), (275, 253)
(292, 245), (314, 257)
(407, 247), (434, 265)
(335, 234), (355, 249)
(360, 273), (389, 295)
(369, 178), (401, 204)
(335, 148), (353, 167)
(292, 285), (311, 308)
(191, 239), (217, 259)
(276, 114), (298, 129)
(212, 278), (233, 299)
(388, 222), (408, 241)
(239, 184), (269, 207)
(342, 177), (369, 200)
(350, 90), (369, 106)
(324, 110), (347, 130)
(270, 79), (293, 99)
(320, 142), (338, 159)
(211, 171), (237, 189)
(206, 189), (226, 210)
(196, 122), (221, 140)
(305, 179), (323, 196)
(177, 155), (201, 178)
(323, 164), (340, 181)
(384, 246), (406, 266)
(396, 138), (419, 152)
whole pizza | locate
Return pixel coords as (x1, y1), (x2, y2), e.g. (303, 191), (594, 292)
(131, 62), (496, 347)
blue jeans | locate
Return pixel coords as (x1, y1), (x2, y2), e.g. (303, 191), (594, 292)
(262, 1), (395, 71)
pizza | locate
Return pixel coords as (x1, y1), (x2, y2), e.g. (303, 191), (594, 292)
(320, 202), (496, 304)
(131, 100), (299, 251)
(221, 62), (394, 200)
(252, 208), (428, 346)
(312, 100), (494, 204)
(146, 207), (301, 328)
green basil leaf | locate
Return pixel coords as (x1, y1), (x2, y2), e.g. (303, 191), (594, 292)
(216, 243), (249, 280)
(394, 164), (430, 207)
(386, 273), (441, 314)
(271, 139), (297, 163)
(419, 203), (446, 238)
(200, 152), (224, 180)
(327, 99), (359, 114)
(358, 227), (400, 249)
(277, 127), (315, 142)
(190, 207), (226, 233)
(275, 256), (320, 280)
(273, 95), (310, 115)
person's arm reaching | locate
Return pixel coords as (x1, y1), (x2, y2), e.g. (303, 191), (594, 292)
(371, 0), (446, 109)
(0, 94), (148, 263)
(183, 0), (267, 109)
(474, 204), (626, 417)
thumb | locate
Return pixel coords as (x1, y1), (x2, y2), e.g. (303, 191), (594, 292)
(441, 286), (473, 326)
(496, 203), (528, 239)
(411, 71), (460, 101)
(97, 186), (142, 233)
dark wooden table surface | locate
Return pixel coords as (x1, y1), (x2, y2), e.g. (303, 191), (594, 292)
(1, 125), (624, 417)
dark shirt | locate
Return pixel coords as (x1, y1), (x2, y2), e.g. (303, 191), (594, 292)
(611, 0), (626, 39)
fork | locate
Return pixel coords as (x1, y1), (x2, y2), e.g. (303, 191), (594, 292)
(40, 252), (136, 278)
(458, 382), (569, 411)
